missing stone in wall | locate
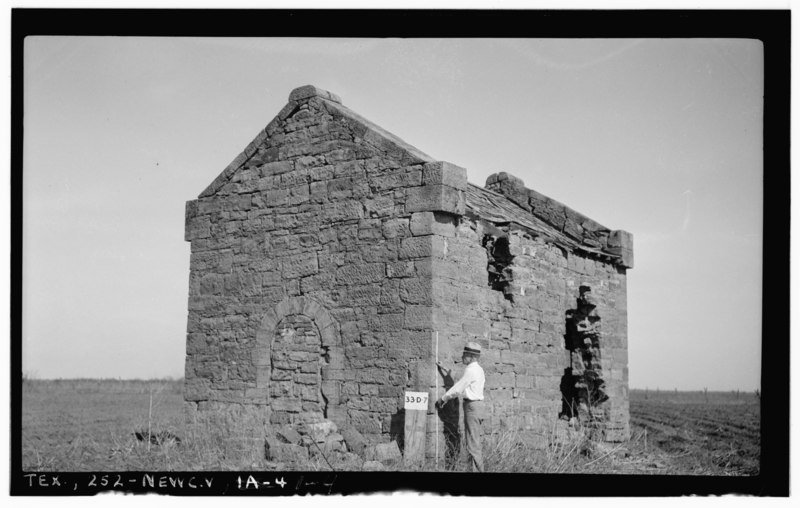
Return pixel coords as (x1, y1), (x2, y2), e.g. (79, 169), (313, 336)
(559, 285), (608, 432)
(482, 234), (514, 301)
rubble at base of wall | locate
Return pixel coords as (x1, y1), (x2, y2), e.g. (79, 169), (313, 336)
(262, 416), (398, 468)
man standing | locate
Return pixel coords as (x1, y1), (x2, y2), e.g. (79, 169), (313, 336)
(435, 342), (486, 472)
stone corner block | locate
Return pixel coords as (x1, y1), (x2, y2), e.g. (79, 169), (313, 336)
(409, 211), (457, 237)
(185, 199), (199, 220)
(184, 200), (199, 242)
(288, 85), (343, 105)
(423, 161), (467, 190)
(606, 229), (634, 268)
(409, 212), (433, 236)
(405, 185), (465, 216)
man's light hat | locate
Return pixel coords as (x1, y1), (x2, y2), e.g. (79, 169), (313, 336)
(463, 342), (482, 356)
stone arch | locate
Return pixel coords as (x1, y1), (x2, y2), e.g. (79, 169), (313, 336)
(253, 296), (341, 423)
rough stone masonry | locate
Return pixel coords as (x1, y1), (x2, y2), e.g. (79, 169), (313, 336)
(184, 85), (634, 458)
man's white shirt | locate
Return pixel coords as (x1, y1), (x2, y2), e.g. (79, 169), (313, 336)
(441, 362), (485, 402)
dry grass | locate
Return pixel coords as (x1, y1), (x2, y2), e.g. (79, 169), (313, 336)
(22, 380), (759, 474)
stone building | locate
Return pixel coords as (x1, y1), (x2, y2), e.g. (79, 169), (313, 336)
(184, 85), (634, 456)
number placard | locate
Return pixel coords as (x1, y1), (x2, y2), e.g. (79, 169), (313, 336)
(404, 391), (429, 410)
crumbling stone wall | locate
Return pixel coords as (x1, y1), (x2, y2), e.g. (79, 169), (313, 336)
(425, 173), (631, 448)
(429, 221), (629, 446)
(562, 286), (609, 431)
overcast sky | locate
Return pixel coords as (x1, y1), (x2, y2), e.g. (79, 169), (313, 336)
(22, 37), (763, 390)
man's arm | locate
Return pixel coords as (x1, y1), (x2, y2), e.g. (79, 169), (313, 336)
(440, 366), (476, 403)
(441, 377), (467, 403)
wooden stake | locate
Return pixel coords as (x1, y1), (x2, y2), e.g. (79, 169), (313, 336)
(403, 362), (428, 467)
(435, 331), (439, 468)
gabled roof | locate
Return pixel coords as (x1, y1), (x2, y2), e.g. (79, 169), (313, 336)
(465, 184), (620, 262)
(199, 85), (434, 198)
(196, 85), (632, 268)
(472, 172), (633, 267)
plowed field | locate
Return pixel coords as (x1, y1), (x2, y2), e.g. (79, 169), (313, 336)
(629, 390), (760, 475)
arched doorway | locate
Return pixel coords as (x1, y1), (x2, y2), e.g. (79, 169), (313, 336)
(270, 314), (329, 424)
(254, 296), (342, 426)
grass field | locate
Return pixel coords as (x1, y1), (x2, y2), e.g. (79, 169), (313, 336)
(21, 380), (760, 474)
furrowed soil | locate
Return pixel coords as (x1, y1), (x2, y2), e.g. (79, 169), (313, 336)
(628, 389), (760, 475)
(21, 380), (760, 474)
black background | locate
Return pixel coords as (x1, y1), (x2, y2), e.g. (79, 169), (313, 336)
(10, 8), (790, 497)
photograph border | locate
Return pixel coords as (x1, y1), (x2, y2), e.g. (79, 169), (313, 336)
(10, 8), (790, 496)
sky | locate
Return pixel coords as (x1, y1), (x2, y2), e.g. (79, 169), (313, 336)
(21, 36), (764, 390)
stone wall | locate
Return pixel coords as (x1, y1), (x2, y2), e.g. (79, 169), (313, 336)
(184, 87), (465, 444)
(426, 214), (630, 448)
(184, 85), (631, 454)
